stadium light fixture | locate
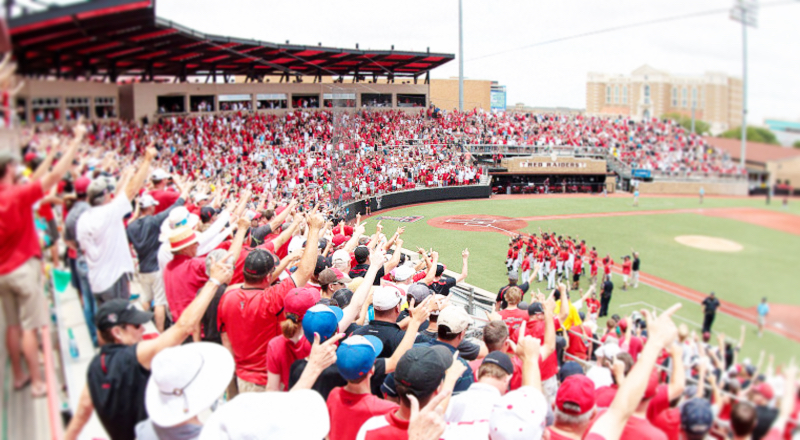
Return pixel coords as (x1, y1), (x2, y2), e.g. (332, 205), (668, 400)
(458, 0), (464, 112)
(730, 0), (758, 169)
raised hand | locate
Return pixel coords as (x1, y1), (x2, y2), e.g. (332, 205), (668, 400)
(307, 332), (345, 371)
(407, 390), (451, 440)
(642, 303), (682, 349)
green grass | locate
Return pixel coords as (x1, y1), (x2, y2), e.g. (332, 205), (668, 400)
(374, 196), (800, 364)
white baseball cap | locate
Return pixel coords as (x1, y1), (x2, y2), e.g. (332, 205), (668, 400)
(489, 386), (549, 440)
(139, 194), (159, 209)
(372, 286), (404, 311)
(438, 305), (471, 334)
(331, 249), (350, 265)
(151, 169), (170, 181)
(159, 206), (200, 241)
(392, 265), (415, 282)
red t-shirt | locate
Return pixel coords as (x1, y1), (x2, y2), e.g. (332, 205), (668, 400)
(619, 414), (668, 440)
(595, 385), (618, 408)
(586, 298), (600, 314)
(646, 385), (671, 423)
(590, 262), (598, 276)
(357, 411), (409, 440)
(566, 324), (591, 360)
(652, 408), (680, 440)
(622, 261), (632, 275)
(266, 335), (311, 391)
(149, 189), (180, 214)
(525, 318), (560, 380)
(163, 254), (209, 321)
(327, 388), (398, 440)
(548, 428), (578, 440)
(0, 181), (44, 274)
(573, 258), (583, 274)
(217, 277), (296, 385)
(499, 308), (529, 343)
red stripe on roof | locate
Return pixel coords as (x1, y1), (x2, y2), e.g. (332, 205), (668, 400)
(153, 62), (166, 67)
(306, 59), (325, 65)
(129, 28), (178, 42)
(171, 52), (201, 61)
(180, 41), (206, 49)
(11, 16), (72, 35)
(422, 56), (444, 62)
(75, 1), (152, 20)
(210, 42), (238, 51)
(18, 29), (79, 47)
(137, 50), (169, 60)
(78, 41), (122, 54)
(238, 47), (261, 54)
(270, 57), (294, 64)
(107, 47), (145, 58)
(288, 65), (308, 70)
(47, 36), (93, 51)
(331, 53), (350, 58)
(385, 54), (414, 60)
(216, 65), (238, 69)
(403, 63), (430, 68)
(254, 65), (273, 70)
(294, 50), (323, 57)
(117, 61), (133, 66)
(202, 55), (229, 63)
(186, 63), (199, 68)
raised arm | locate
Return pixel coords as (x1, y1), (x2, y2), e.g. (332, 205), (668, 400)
(454, 248), (469, 283)
(340, 248), (384, 332)
(41, 124), (86, 193)
(124, 144), (158, 201)
(268, 199), (297, 232)
(382, 238), (404, 273)
(136, 256), (235, 369)
(386, 297), (431, 372)
(517, 335), (543, 391)
(588, 304), (681, 440)
(290, 207), (324, 288)
(667, 342), (685, 401)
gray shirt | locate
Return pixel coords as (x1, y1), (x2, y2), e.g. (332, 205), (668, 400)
(126, 198), (184, 273)
(135, 419), (202, 440)
(64, 201), (90, 258)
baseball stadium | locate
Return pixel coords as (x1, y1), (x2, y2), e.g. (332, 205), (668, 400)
(1, 1), (799, 440)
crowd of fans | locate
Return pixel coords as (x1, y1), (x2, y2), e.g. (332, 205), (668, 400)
(1, 120), (795, 440)
(0, 52), (786, 440)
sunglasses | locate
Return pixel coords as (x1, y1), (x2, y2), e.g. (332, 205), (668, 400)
(125, 323), (142, 330)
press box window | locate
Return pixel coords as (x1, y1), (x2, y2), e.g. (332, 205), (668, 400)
(397, 94), (426, 107)
(361, 93), (392, 107)
(219, 94), (252, 111)
(190, 95), (215, 112)
(292, 94), (319, 108)
(31, 97), (61, 122)
(94, 97), (116, 118)
(66, 97), (90, 121)
(157, 96), (186, 114)
(256, 94), (287, 109)
(323, 93), (356, 108)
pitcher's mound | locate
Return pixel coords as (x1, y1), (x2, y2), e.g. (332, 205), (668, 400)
(675, 235), (743, 252)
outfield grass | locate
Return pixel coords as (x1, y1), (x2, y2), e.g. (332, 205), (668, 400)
(375, 195), (800, 364)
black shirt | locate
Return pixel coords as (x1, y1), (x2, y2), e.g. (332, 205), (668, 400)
(288, 358), (388, 400)
(415, 328), (480, 361)
(200, 284), (227, 344)
(496, 281), (530, 309)
(352, 320), (408, 358)
(87, 344), (150, 440)
(602, 280), (614, 297)
(395, 310), (430, 332)
(349, 263), (386, 286)
(632, 257), (640, 271)
(702, 297), (720, 315)
(429, 276), (457, 296)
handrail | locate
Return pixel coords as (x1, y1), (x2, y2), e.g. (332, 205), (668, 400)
(45, 270), (64, 440)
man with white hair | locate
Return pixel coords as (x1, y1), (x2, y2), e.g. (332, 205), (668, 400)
(549, 375), (598, 440)
(78, 145), (158, 303)
(127, 184), (189, 332)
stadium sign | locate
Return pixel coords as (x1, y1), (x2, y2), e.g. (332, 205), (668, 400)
(375, 215), (424, 223)
(519, 162), (587, 169)
(632, 169), (652, 178)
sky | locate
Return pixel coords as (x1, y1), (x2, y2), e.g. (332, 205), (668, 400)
(36, 0), (800, 124)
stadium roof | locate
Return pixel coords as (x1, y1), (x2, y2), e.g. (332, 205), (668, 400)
(8, 0), (454, 82)
(705, 136), (800, 165)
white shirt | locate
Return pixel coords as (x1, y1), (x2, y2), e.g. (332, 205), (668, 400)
(445, 382), (502, 424)
(157, 211), (232, 271)
(77, 195), (134, 292)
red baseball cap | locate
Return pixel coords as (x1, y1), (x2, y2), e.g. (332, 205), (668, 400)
(23, 152), (37, 162)
(74, 177), (91, 195)
(752, 383), (774, 400)
(556, 375), (596, 415)
(332, 234), (348, 247)
(284, 288), (320, 319)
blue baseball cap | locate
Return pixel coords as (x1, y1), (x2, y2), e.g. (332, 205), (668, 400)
(302, 305), (344, 343)
(558, 361), (584, 383)
(336, 335), (384, 381)
(680, 398), (714, 439)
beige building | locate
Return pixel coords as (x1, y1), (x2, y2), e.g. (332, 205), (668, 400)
(429, 78), (493, 111)
(586, 65), (742, 134)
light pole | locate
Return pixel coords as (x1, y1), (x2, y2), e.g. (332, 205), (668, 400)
(730, 0), (758, 169)
(458, 0), (464, 112)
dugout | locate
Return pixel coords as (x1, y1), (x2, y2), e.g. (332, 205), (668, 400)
(490, 156), (610, 194)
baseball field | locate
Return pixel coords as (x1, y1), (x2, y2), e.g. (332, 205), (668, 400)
(367, 194), (800, 364)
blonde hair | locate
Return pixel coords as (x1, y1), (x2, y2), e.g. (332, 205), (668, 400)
(505, 286), (523, 305)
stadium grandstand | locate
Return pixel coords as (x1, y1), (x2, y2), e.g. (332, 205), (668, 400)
(0, 1), (797, 440)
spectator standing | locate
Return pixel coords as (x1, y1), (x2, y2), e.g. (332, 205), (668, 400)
(631, 250), (641, 289)
(701, 292), (720, 335)
(0, 124), (84, 398)
(599, 275), (614, 318)
(126, 186), (188, 332)
(428, 249), (469, 296)
(757, 297), (769, 338)
(77, 145), (157, 303)
(64, 176), (97, 345)
(496, 268), (536, 310)
(420, 306), (475, 394)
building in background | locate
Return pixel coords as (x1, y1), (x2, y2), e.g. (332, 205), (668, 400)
(764, 119), (800, 147)
(586, 65), (742, 134)
(430, 77), (505, 111)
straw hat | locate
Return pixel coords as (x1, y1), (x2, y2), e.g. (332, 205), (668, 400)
(145, 342), (234, 427)
(168, 227), (198, 253)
